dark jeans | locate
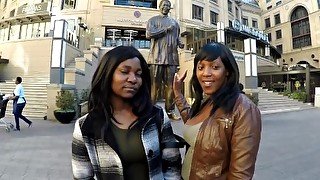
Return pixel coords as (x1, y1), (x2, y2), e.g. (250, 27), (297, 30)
(13, 102), (31, 130)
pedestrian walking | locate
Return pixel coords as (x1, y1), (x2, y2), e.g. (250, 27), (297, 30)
(8, 77), (32, 131)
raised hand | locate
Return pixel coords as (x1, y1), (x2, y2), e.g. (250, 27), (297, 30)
(173, 70), (187, 97)
(166, 24), (174, 32)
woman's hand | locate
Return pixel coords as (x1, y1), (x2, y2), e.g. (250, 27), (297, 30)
(173, 70), (187, 97)
(8, 95), (15, 100)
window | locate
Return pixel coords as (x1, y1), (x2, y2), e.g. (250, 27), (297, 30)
(192, 4), (203, 21)
(291, 6), (311, 48)
(226, 35), (244, 51)
(268, 33), (272, 41)
(229, 20), (233, 27)
(274, 14), (281, 25)
(318, 0), (320, 9)
(210, 0), (218, 3)
(9, 24), (20, 40)
(228, 0), (232, 13)
(210, 11), (218, 25)
(276, 1), (282, 6)
(252, 20), (258, 28)
(4, 0), (7, 8)
(62, 0), (77, 9)
(276, 30), (282, 39)
(293, 36), (311, 49)
(266, 0), (271, 3)
(276, 44), (283, 53)
(10, 9), (15, 17)
(114, 0), (157, 8)
(242, 18), (248, 26)
(265, 18), (271, 28)
(235, 7), (239, 19)
(267, 5), (272, 10)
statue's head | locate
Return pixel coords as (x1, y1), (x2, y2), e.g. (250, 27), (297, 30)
(159, 0), (171, 15)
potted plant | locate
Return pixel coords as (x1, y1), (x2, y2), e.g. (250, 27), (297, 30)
(78, 89), (89, 116)
(54, 90), (76, 124)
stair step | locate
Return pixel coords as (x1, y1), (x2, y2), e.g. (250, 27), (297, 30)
(0, 80), (49, 119)
(258, 105), (306, 109)
(259, 98), (298, 102)
(258, 102), (304, 106)
(257, 88), (314, 114)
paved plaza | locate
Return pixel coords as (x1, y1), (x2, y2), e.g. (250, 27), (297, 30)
(0, 118), (74, 180)
(1, 108), (320, 179)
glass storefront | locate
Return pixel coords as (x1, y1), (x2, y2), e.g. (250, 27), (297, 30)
(104, 27), (150, 49)
(114, 0), (157, 8)
(0, 21), (51, 42)
(186, 28), (217, 54)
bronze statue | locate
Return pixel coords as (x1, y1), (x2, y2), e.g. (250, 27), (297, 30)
(146, 0), (184, 120)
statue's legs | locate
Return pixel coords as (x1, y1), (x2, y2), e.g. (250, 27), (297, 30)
(150, 65), (163, 105)
(164, 65), (180, 120)
(150, 65), (180, 120)
(164, 65), (177, 112)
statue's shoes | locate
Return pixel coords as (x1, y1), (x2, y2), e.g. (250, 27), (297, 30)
(167, 112), (181, 121)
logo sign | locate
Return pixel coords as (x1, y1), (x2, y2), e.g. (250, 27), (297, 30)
(17, 2), (48, 15)
(232, 19), (269, 43)
(116, 18), (147, 26)
(134, 11), (141, 18)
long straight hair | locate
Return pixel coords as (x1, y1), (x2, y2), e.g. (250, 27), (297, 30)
(190, 42), (240, 117)
(88, 46), (153, 122)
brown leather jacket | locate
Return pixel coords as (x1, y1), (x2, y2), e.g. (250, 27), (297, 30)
(175, 94), (261, 180)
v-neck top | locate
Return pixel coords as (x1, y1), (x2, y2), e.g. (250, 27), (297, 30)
(181, 122), (203, 180)
(108, 121), (149, 180)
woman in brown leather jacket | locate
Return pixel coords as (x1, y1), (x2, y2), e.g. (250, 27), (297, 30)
(173, 42), (261, 180)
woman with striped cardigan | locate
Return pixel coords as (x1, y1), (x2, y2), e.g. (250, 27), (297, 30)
(72, 46), (182, 180)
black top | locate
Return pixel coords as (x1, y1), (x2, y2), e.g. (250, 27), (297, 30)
(107, 120), (149, 180)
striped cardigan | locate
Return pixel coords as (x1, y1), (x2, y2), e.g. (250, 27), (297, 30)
(72, 106), (182, 180)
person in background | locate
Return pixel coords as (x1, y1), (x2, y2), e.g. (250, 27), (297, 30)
(146, 0), (184, 120)
(8, 77), (32, 131)
(173, 42), (261, 179)
(71, 46), (182, 180)
(239, 83), (245, 94)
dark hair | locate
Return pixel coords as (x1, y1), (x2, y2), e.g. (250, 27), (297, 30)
(190, 42), (240, 117)
(89, 46), (152, 120)
(159, 0), (171, 8)
(239, 83), (244, 91)
(16, 77), (22, 83)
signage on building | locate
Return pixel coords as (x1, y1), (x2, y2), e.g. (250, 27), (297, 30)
(232, 19), (269, 43)
(116, 19), (148, 26)
(17, 2), (49, 15)
(116, 11), (146, 26)
(134, 11), (141, 18)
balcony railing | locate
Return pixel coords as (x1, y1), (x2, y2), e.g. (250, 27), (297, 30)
(103, 39), (150, 49)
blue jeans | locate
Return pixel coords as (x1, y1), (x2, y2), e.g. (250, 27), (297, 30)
(13, 102), (31, 130)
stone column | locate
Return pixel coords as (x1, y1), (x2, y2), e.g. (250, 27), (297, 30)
(244, 38), (258, 89)
(50, 19), (68, 84)
(217, 22), (225, 44)
(306, 64), (310, 102)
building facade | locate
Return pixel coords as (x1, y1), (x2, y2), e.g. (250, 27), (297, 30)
(3, 0), (313, 119)
(257, 0), (320, 102)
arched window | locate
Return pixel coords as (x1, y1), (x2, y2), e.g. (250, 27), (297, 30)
(291, 6), (311, 49)
(114, 0), (157, 8)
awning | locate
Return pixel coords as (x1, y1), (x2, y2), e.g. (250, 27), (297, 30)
(225, 27), (281, 59)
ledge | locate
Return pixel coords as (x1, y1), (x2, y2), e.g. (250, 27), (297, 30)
(0, 58), (9, 64)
